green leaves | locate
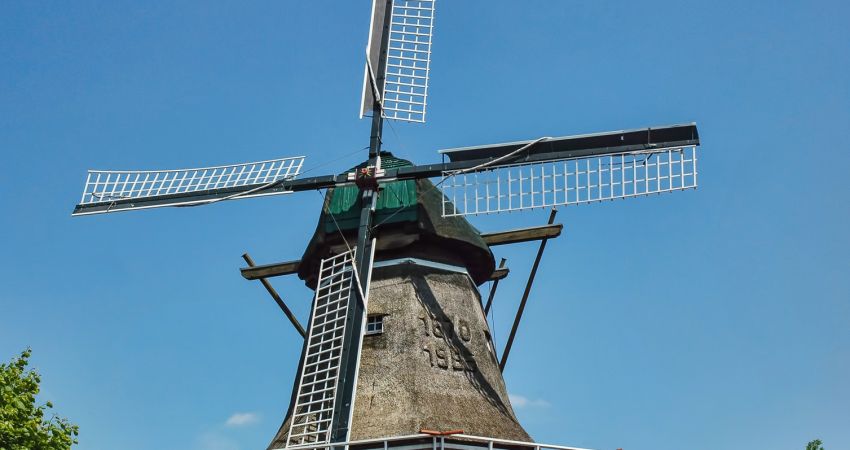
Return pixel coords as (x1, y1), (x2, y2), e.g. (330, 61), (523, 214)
(806, 439), (825, 450)
(0, 348), (79, 450)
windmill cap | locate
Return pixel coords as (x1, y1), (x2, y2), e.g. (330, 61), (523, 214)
(297, 152), (495, 289)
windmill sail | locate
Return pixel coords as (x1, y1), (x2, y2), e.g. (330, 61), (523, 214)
(437, 124), (700, 217)
(287, 250), (360, 448)
(360, 0), (436, 123)
(72, 156), (305, 216)
(360, 0), (388, 118)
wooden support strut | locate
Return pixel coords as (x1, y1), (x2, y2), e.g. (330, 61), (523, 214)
(499, 208), (558, 372)
(242, 259), (509, 282)
(238, 224), (560, 281)
(242, 253), (306, 339)
(240, 259), (300, 280)
(481, 223), (562, 246)
(484, 258), (507, 316)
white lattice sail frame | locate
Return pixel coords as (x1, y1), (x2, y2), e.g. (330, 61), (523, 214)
(440, 146), (698, 217)
(382, 0), (436, 123)
(78, 156), (305, 207)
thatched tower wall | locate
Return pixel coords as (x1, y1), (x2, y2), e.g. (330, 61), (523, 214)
(267, 154), (530, 449)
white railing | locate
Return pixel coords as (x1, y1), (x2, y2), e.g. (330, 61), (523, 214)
(278, 433), (594, 450)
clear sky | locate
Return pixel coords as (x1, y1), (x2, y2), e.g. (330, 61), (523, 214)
(1, 1), (848, 450)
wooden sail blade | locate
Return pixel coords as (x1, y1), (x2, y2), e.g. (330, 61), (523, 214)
(360, 0), (438, 124)
(72, 156), (305, 216)
(439, 123), (699, 165)
(360, 0), (389, 119)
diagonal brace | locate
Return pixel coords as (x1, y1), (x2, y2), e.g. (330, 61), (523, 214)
(499, 208), (558, 372)
(484, 258), (507, 316)
(242, 253), (306, 339)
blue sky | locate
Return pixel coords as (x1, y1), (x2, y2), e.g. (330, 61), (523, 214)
(1, 1), (848, 449)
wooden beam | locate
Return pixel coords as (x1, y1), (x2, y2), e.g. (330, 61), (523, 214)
(240, 259), (300, 280)
(490, 266), (509, 281)
(242, 253), (513, 282)
(242, 253), (306, 339)
(481, 223), (562, 246)
(245, 259), (508, 280)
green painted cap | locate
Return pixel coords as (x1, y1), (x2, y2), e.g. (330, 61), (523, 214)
(298, 152), (495, 288)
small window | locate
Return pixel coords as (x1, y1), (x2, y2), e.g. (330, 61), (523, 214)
(365, 315), (384, 335)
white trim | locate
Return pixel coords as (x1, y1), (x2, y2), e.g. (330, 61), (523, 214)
(276, 432), (594, 450)
(373, 257), (472, 282)
(365, 315), (385, 335)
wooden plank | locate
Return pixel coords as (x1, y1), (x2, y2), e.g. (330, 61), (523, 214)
(243, 259), (508, 282)
(481, 223), (562, 246)
(490, 267), (509, 281)
(240, 259), (300, 280)
(242, 253), (306, 338)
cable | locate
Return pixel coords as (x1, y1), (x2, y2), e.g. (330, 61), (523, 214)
(299, 146), (370, 178)
(314, 190), (355, 256)
(490, 283), (498, 359)
(447, 136), (550, 176)
(314, 190), (367, 301)
(179, 145), (369, 208)
(371, 136), (550, 231)
(384, 117), (408, 155)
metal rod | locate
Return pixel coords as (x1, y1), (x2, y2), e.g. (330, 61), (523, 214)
(242, 253), (306, 338)
(483, 258), (507, 316)
(499, 208), (558, 372)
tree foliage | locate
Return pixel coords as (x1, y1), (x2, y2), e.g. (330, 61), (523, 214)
(0, 349), (78, 450)
(806, 439), (824, 450)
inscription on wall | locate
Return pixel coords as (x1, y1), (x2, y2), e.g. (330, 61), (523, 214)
(419, 314), (477, 372)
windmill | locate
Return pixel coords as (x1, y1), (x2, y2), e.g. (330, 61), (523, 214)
(72, 2), (701, 450)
